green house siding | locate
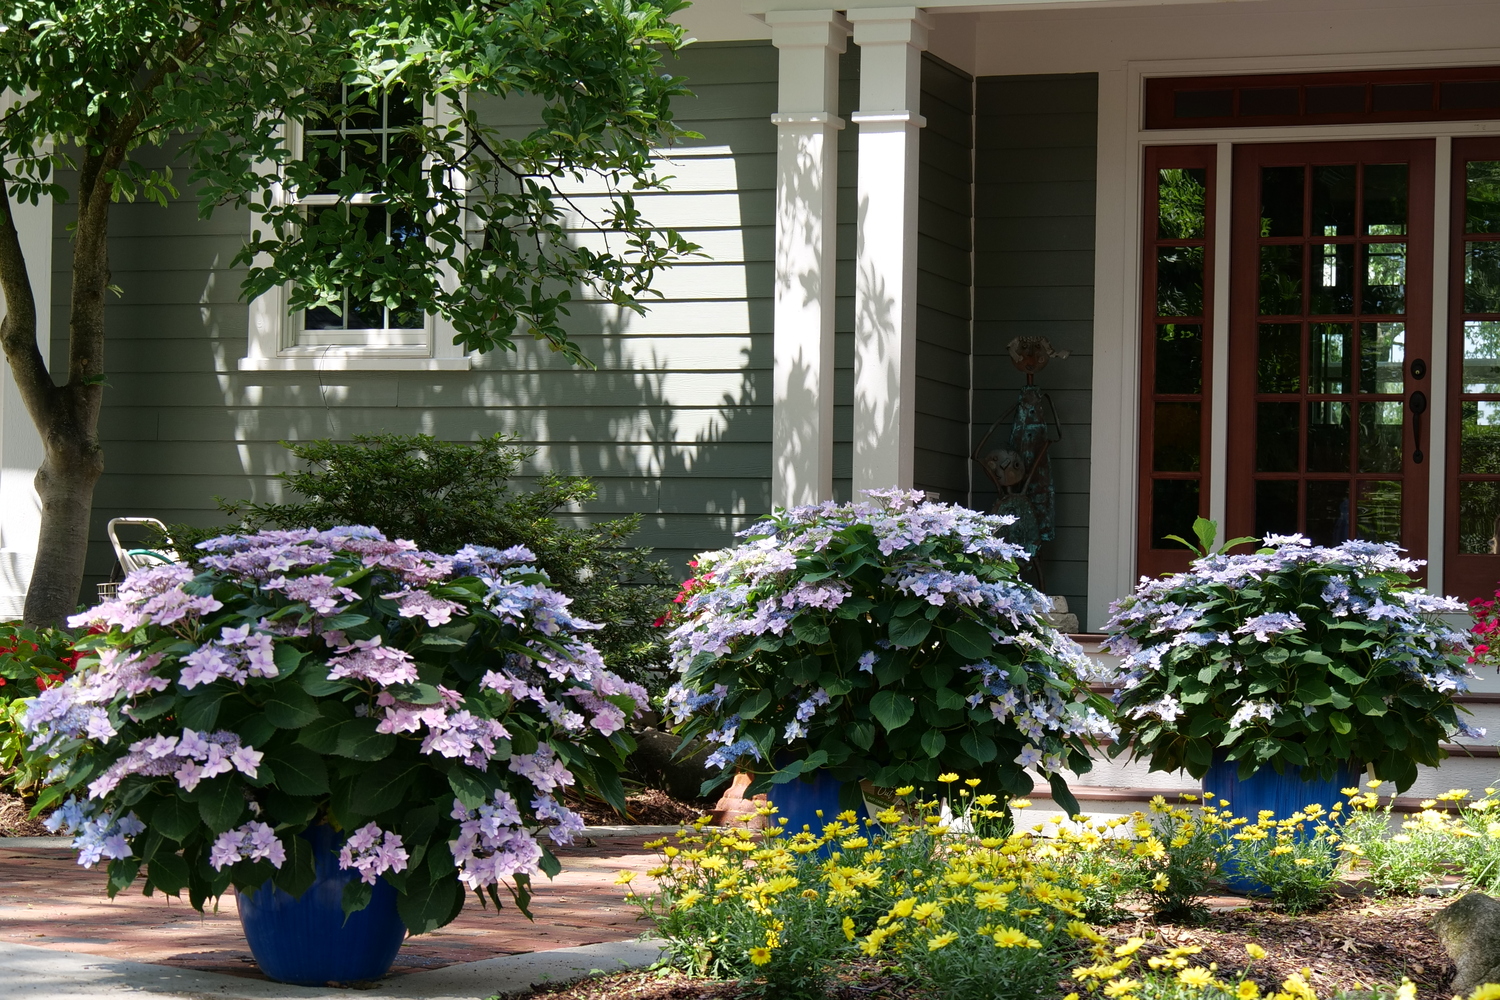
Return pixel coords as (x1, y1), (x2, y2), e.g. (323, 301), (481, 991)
(52, 52), (1102, 621)
(972, 73), (1098, 624)
(68, 40), (784, 590)
(915, 54), (976, 505)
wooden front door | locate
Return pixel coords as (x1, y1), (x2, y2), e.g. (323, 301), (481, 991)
(1226, 140), (1435, 554)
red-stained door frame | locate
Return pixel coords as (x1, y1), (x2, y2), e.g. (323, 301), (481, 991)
(1446, 137), (1500, 600)
(1137, 145), (1217, 579)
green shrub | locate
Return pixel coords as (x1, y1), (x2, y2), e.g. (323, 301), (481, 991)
(169, 434), (676, 694)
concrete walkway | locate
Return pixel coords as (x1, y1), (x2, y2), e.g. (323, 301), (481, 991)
(3, 938), (666, 999)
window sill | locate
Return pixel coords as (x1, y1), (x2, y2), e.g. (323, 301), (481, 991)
(238, 356), (473, 372)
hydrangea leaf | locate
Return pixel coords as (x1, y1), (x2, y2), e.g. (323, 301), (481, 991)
(151, 797), (199, 842)
(196, 778), (247, 834)
(147, 852), (189, 896)
(870, 691), (916, 732)
(398, 876), (458, 936)
(269, 746), (330, 796)
(262, 686), (320, 729)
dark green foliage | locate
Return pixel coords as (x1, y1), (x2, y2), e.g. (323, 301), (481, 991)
(170, 434), (675, 692)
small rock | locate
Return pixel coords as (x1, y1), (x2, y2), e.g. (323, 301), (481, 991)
(1433, 892), (1500, 992)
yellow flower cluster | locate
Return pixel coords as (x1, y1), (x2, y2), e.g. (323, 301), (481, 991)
(624, 779), (1500, 996)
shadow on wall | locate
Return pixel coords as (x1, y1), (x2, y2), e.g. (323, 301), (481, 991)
(75, 67), (780, 596)
(851, 192), (902, 494)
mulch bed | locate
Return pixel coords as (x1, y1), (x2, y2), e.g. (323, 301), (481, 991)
(516, 895), (1459, 999)
(569, 788), (715, 827)
(0, 778), (48, 836)
(1104, 895), (1455, 996)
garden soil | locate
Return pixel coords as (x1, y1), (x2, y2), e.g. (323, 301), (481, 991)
(519, 896), (1459, 999)
(0, 780), (48, 836)
(568, 788), (713, 828)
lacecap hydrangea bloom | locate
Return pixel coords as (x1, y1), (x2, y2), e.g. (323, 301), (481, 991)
(22, 526), (644, 931)
(1104, 534), (1477, 790)
(666, 490), (1115, 808)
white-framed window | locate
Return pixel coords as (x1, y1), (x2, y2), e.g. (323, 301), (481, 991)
(240, 86), (470, 371)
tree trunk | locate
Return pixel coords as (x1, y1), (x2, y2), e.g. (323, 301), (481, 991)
(0, 138), (116, 627)
(24, 424), (104, 626)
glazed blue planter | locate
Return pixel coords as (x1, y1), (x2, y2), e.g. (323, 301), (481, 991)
(236, 823), (407, 985)
(772, 768), (849, 836)
(1203, 755), (1360, 895)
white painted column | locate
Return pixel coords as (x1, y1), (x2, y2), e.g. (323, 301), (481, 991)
(769, 9), (848, 508)
(848, 6), (930, 493)
(0, 190), (51, 618)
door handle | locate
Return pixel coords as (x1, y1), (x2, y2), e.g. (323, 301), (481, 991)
(1411, 390), (1428, 464)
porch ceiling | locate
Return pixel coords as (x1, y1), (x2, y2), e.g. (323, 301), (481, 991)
(741, 0), (1269, 16)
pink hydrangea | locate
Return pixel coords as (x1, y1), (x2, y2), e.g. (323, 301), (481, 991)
(337, 823), (409, 884)
(326, 636), (419, 686)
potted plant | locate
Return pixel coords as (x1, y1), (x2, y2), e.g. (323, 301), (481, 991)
(21, 526), (645, 985)
(1103, 524), (1479, 821)
(663, 489), (1114, 828)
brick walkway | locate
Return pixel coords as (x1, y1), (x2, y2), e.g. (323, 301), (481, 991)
(0, 835), (662, 981)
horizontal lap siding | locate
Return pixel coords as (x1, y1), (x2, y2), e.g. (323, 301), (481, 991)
(67, 41), (783, 592)
(973, 73), (1098, 624)
(915, 54), (975, 505)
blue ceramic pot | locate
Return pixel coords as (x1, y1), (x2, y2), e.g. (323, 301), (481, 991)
(772, 768), (848, 836)
(236, 823), (407, 985)
(1202, 755), (1359, 895)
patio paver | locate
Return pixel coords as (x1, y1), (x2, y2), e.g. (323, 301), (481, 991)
(0, 833), (666, 981)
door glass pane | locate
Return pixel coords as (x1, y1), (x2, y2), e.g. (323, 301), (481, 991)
(1151, 479), (1201, 549)
(1356, 480), (1402, 542)
(1358, 400), (1404, 473)
(1363, 243), (1407, 314)
(1306, 480), (1351, 545)
(1153, 402), (1202, 472)
(1460, 400), (1500, 474)
(1257, 323), (1301, 392)
(1155, 324), (1203, 394)
(1157, 246), (1204, 316)
(1310, 323), (1351, 393)
(1459, 480), (1500, 553)
(1260, 166), (1305, 237)
(1464, 320), (1500, 392)
(1256, 402), (1300, 472)
(1311, 243), (1354, 314)
(1466, 160), (1500, 234)
(1307, 401), (1351, 472)
(1359, 322), (1405, 394)
(1254, 480), (1298, 540)
(1310, 165), (1356, 236)
(1260, 245), (1304, 315)
(1158, 168), (1207, 239)
(1363, 164), (1409, 236)
(1466, 242), (1500, 314)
